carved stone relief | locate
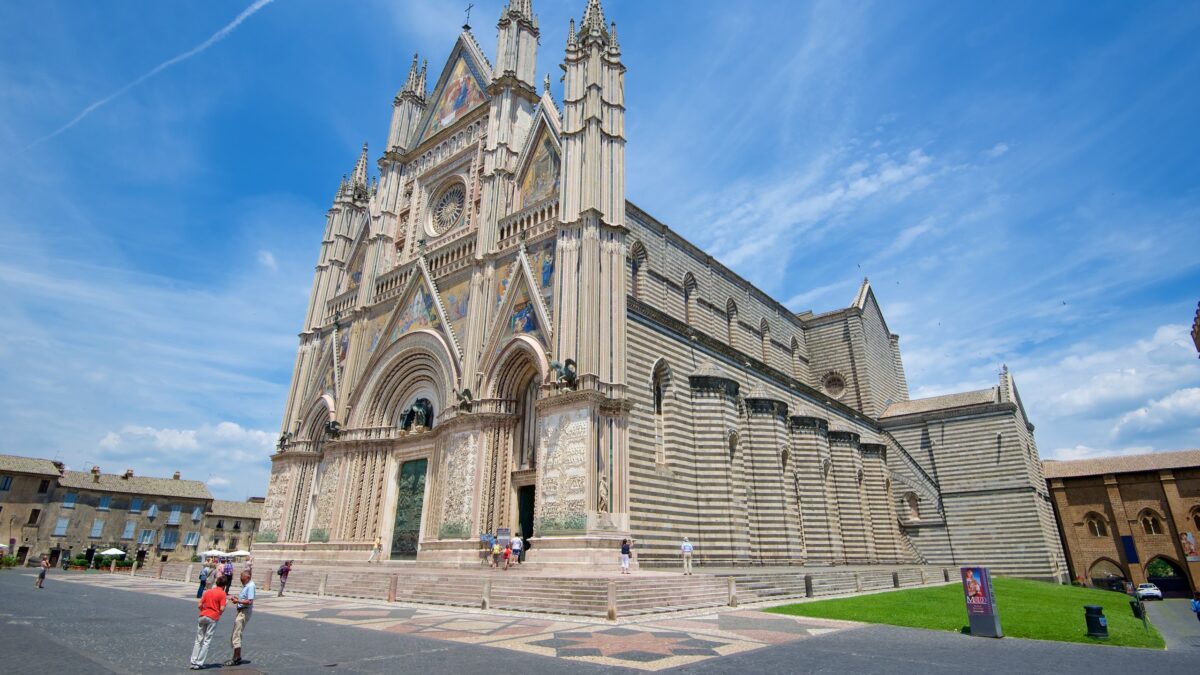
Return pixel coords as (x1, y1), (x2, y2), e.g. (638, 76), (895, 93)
(535, 407), (589, 532)
(439, 431), (478, 538)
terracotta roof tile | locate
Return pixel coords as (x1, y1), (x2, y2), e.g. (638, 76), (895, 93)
(880, 388), (997, 418)
(0, 453), (63, 477)
(57, 470), (212, 500)
(208, 499), (262, 519)
(1042, 449), (1200, 479)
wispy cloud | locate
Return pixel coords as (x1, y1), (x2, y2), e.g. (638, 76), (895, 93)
(25, 0), (276, 150)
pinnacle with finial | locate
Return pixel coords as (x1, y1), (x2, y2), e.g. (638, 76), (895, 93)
(352, 142), (369, 187)
(567, 17), (577, 48)
(402, 53), (420, 94)
(543, 73), (551, 95)
(581, 0), (607, 35)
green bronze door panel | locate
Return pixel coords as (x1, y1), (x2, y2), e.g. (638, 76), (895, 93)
(391, 458), (428, 559)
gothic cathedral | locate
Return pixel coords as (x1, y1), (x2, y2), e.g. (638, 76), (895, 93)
(259, 0), (1067, 580)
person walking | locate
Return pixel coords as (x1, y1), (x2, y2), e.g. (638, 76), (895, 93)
(619, 539), (632, 574)
(225, 570), (255, 667)
(277, 560), (292, 597)
(221, 559), (234, 592)
(189, 575), (228, 669)
(680, 537), (694, 575)
(502, 542), (513, 570)
(35, 557), (49, 589)
(367, 536), (382, 564)
(196, 562), (211, 598)
(491, 538), (502, 569)
(510, 533), (523, 565)
(1191, 592), (1200, 626)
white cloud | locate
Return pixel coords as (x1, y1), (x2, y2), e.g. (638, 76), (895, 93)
(985, 142), (1009, 158)
(1049, 444), (1154, 461)
(1111, 387), (1200, 438)
(26, 0), (277, 149)
(92, 422), (276, 498)
(257, 249), (278, 272)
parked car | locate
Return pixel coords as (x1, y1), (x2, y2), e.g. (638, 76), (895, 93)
(1135, 583), (1163, 600)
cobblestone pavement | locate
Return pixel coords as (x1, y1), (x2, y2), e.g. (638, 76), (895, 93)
(53, 572), (856, 671)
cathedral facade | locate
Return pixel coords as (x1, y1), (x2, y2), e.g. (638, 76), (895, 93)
(258, 0), (1067, 580)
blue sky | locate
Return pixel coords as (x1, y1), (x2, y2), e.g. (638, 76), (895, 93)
(1, 0), (1197, 499)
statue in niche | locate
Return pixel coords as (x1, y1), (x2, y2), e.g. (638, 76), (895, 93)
(400, 398), (435, 431)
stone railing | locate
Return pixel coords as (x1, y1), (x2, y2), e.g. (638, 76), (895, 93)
(426, 237), (477, 278)
(373, 267), (412, 303)
(325, 288), (358, 322)
(497, 197), (558, 248)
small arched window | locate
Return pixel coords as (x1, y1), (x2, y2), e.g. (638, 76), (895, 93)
(760, 319), (771, 364)
(629, 242), (647, 300)
(905, 493), (920, 521)
(1141, 511), (1164, 535)
(1085, 514), (1107, 537)
(651, 360), (671, 465)
(726, 299), (738, 350)
(1192, 508), (1200, 532)
(682, 273), (697, 326)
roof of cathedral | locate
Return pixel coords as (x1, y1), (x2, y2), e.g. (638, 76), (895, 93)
(208, 499), (263, 520)
(1042, 449), (1200, 479)
(58, 469), (212, 500)
(880, 388), (998, 418)
(0, 453), (63, 477)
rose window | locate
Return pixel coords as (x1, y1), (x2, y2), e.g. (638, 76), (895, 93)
(431, 183), (466, 234)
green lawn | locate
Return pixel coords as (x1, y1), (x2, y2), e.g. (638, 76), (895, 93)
(766, 577), (1164, 649)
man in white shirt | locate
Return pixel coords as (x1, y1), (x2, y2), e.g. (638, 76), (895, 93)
(680, 537), (694, 575)
(225, 570), (255, 667)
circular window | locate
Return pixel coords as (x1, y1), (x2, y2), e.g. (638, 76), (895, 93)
(430, 182), (466, 235)
(822, 372), (846, 399)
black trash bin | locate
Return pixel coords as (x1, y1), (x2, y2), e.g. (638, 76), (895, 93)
(1129, 599), (1144, 619)
(1085, 605), (1109, 638)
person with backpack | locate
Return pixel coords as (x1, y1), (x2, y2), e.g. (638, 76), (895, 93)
(277, 560), (292, 596)
(197, 563), (211, 598)
(619, 538), (633, 574)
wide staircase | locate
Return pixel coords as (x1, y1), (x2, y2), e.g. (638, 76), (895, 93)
(125, 559), (948, 618)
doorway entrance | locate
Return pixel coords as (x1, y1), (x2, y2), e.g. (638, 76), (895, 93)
(517, 485), (535, 557)
(1146, 557), (1192, 597)
(391, 458), (428, 559)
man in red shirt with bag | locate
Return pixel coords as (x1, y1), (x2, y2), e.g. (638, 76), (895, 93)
(189, 574), (228, 670)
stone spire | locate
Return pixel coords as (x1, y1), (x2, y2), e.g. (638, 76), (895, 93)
(494, 0), (539, 90)
(352, 142), (369, 187)
(387, 54), (428, 151)
(579, 0), (607, 38)
(543, 73), (551, 96)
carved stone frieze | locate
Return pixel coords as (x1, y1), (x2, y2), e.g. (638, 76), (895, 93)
(534, 407), (589, 532)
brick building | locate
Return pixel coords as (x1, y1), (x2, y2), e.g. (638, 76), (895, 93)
(1045, 449), (1200, 596)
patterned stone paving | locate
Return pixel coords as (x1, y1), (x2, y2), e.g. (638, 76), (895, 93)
(57, 573), (859, 671)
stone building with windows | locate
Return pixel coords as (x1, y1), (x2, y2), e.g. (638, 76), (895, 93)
(259, 0), (1066, 579)
(0, 456), (216, 565)
(201, 498), (263, 552)
(0, 454), (65, 564)
(1045, 449), (1200, 596)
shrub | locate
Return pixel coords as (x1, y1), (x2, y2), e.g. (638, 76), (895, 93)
(0, 556), (18, 568)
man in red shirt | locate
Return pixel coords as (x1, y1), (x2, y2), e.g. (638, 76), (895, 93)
(189, 575), (228, 669)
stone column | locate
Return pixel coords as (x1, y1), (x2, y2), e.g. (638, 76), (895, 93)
(789, 416), (834, 563)
(860, 443), (895, 563)
(829, 431), (865, 563)
(1158, 469), (1200, 590)
(1103, 474), (1141, 584)
(743, 386), (795, 562)
(688, 360), (747, 565)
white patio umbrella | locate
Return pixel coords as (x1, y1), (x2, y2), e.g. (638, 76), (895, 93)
(228, 550), (252, 557)
(200, 549), (227, 556)
(98, 548), (126, 556)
